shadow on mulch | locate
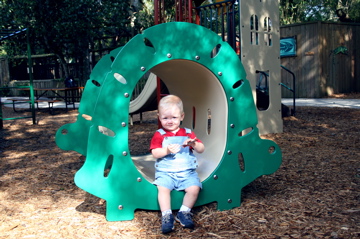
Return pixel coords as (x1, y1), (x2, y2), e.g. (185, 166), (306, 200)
(0, 105), (359, 238)
(75, 191), (106, 216)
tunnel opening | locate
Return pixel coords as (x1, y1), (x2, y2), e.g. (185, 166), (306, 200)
(131, 59), (228, 183)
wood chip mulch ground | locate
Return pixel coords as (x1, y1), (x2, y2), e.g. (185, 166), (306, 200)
(0, 94), (359, 238)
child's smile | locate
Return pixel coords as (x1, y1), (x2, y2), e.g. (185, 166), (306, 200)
(158, 105), (184, 133)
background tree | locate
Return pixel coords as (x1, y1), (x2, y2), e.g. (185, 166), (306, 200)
(2, 0), (359, 84)
(134, 0), (154, 32)
(332, 0), (360, 22)
(0, 0), (138, 85)
(279, 0), (360, 25)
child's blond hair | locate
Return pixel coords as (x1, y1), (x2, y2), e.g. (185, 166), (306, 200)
(158, 95), (184, 113)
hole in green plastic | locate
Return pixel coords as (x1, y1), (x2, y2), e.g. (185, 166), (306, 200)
(238, 127), (253, 137)
(104, 155), (114, 178)
(238, 153), (245, 172)
(210, 44), (221, 58)
(110, 56), (115, 62)
(114, 73), (127, 84)
(232, 80), (244, 89)
(61, 129), (68, 135)
(98, 126), (115, 137)
(268, 146), (275, 154)
(144, 38), (155, 54)
(82, 114), (92, 121)
(92, 80), (101, 87)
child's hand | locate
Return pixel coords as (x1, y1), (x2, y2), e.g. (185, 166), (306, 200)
(183, 137), (197, 147)
(167, 144), (181, 154)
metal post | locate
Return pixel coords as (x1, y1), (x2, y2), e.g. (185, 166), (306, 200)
(0, 95), (3, 129)
(26, 28), (36, 124)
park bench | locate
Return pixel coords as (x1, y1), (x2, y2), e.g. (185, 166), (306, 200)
(7, 98), (62, 114)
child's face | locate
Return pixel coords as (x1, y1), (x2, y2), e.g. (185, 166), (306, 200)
(158, 104), (184, 132)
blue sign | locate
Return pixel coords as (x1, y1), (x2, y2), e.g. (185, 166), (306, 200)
(280, 36), (296, 57)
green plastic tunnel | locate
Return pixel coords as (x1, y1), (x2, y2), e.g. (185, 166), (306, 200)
(55, 22), (282, 221)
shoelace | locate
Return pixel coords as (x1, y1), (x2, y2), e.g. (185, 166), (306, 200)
(181, 211), (193, 220)
(162, 214), (172, 223)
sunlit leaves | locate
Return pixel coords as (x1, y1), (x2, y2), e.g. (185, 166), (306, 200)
(0, 0), (135, 83)
(280, 0), (360, 25)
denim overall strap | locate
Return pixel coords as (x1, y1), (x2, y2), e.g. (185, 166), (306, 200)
(157, 128), (166, 135)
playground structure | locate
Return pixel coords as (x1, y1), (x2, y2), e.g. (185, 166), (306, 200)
(0, 28), (36, 129)
(237, 0), (283, 133)
(2, 0), (286, 134)
(56, 20), (282, 221)
(152, 0), (284, 134)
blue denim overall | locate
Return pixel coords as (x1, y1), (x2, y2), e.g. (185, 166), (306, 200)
(155, 128), (198, 173)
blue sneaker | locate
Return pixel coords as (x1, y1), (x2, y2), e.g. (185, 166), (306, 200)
(161, 213), (175, 234)
(176, 211), (194, 229)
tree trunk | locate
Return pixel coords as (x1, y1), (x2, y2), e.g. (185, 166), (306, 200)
(56, 54), (69, 80)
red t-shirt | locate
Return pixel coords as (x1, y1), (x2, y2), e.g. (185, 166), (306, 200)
(149, 128), (202, 151)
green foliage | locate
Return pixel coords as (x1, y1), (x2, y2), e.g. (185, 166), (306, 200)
(134, 0), (154, 32)
(347, 0), (360, 21)
(0, 0), (147, 83)
(0, 46), (7, 56)
(3, 0), (358, 82)
(280, 0), (360, 25)
(0, 86), (11, 96)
